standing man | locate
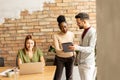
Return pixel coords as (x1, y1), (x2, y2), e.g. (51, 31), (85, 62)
(69, 12), (97, 80)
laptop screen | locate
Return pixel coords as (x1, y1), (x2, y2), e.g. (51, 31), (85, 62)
(19, 62), (44, 75)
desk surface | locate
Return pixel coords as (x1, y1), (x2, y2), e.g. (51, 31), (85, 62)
(0, 66), (56, 80)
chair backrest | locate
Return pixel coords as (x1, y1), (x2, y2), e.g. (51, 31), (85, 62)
(0, 57), (4, 67)
(16, 55), (18, 67)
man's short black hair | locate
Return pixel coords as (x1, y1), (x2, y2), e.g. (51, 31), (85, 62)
(75, 12), (89, 20)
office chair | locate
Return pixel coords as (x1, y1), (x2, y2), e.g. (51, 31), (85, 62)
(16, 55), (18, 67)
(0, 57), (4, 67)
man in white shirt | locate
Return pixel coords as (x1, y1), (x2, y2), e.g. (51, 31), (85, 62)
(69, 12), (97, 80)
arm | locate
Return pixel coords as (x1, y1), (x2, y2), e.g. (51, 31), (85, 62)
(17, 50), (23, 68)
(69, 30), (96, 54)
(40, 56), (45, 66)
(53, 34), (63, 53)
(37, 49), (45, 66)
(75, 31), (97, 53)
(18, 58), (22, 67)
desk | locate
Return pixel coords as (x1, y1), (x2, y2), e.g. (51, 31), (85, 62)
(0, 66), (56, 80)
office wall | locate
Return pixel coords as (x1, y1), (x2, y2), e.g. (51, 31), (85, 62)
(97, 0), (120, 80)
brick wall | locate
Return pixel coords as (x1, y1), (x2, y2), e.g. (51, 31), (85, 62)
(0, 0), (96, 66)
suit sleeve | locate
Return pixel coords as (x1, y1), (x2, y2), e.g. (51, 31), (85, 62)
(75, 30), (97, 54)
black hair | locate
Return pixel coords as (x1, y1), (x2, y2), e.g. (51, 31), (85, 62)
(75, 12), (89, 20)
(57, 15), (66, 26)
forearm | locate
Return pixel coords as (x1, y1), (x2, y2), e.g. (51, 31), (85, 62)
(18, 58), (22, 68)
(75, 45), (95, 53)
(40, 56), (45, 66)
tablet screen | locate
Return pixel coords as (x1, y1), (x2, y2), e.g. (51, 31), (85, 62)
(62, 42), (73, 52)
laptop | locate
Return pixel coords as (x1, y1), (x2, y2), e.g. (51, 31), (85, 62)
(19, 62), (44, 75)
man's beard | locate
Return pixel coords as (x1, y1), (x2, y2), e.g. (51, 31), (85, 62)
(79, 26), (84, 29)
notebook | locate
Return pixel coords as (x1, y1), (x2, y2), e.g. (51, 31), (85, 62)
(62, 42), (73, 52)
(19, 62), (44, 75)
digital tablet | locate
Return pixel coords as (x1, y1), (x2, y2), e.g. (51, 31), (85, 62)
(62, 42), (73, 52)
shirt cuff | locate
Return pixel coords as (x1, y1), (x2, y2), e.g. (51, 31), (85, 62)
(74, 45), (80, 50)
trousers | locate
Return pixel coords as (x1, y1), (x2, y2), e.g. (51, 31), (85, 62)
(54, 55), (75, 80)
(78, 64), (96, 80)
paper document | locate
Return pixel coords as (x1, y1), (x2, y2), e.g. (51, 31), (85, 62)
(0, 69), (13, 76)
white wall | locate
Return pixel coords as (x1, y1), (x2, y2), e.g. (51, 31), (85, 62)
(97, 0), (120, 80)
(0, 0), (54, 23)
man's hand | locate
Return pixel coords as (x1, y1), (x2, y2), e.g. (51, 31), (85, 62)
(68, 45), (75, 51)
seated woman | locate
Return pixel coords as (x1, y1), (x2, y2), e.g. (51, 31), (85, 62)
(17, 35), (45, 67)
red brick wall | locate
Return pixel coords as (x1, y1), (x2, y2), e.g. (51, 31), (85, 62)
(0, 0), (96, 66)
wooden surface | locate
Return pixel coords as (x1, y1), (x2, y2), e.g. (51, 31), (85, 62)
(0, 66), (56, 80)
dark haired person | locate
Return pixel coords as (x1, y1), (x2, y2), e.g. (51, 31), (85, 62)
(17, 35), (45, 67)
(69, 12), (97, 80)
(53, 15), (75, 80)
